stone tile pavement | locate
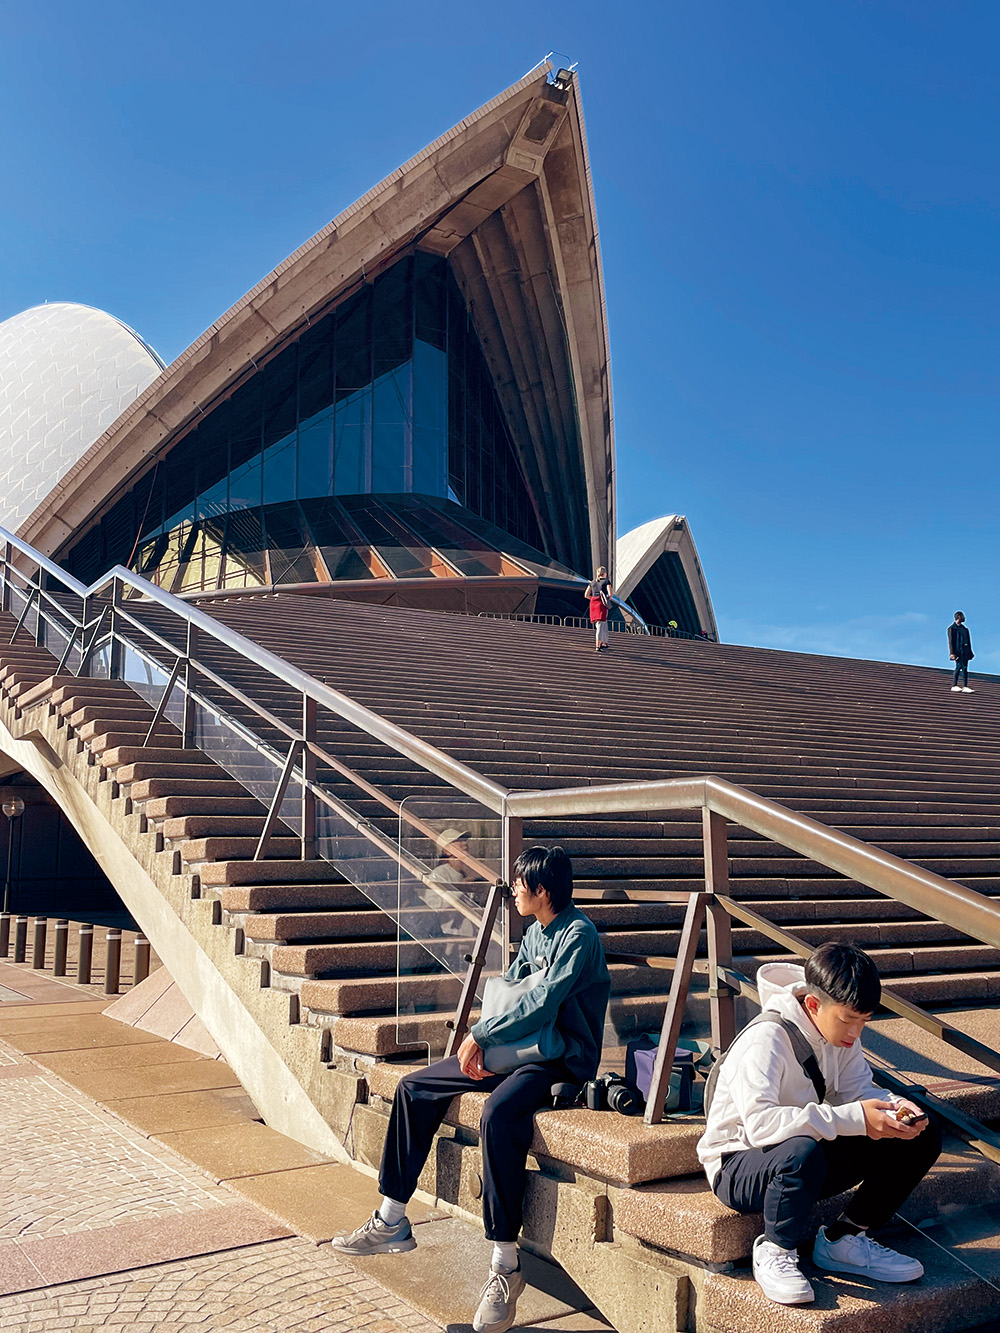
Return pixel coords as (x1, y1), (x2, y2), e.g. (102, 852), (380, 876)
(0, 1237), (440, 1332)
(0, 1060), (233, 1239)
(0, 983), (603, 1331)
(0, 947), (613, 1330)
(0, 994), (445, 1333)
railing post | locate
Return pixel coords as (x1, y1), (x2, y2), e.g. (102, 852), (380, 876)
(182, 622), (197, 748)
(12, 914), (28, 963)
(104, 928), (121, 994)
(644, 892), (708, 1125)
(0, 542), (10, 614)
(445, 880), (506, 1057)
(703, 809), (737, 1053)
(77, 923), (93, 984)
(301, 694), (316, 861)
(254, 740), (303, 861)
(109, 579), (124, 680)
(501, 814), (523, 965)
(133, 933), (150, 984)
(80, 596), (89, 676)
(33, 581), (45, 646)
(31, 917), (47, 969)
(53, 919), (69, 975)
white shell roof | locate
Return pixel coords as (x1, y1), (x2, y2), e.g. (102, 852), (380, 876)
(616, 515), (681, 595)
(616, 513), (718, 637)
(0, 303), (163, 533)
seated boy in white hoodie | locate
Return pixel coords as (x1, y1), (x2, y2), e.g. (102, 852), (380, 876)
(698, 942), (941, 1306)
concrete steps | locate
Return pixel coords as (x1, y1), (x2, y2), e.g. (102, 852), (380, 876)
(3, 600), (1000, 1331)
(615, 1140), (1000, 1267)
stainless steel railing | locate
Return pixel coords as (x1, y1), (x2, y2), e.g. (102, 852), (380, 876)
(2, 526), (1000, 1154)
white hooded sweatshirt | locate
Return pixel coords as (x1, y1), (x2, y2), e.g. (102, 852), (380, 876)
(697, 962), (897, 1186)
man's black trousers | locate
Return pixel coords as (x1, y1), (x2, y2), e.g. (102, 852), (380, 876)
(379, 1055), (562, 1242)
(713, 1122), (942, 1249)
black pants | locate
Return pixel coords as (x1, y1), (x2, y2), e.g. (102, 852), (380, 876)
(378, 1055), (562, 1241)
(953, 660), (970, 686)
(714, 1123), (942, 1250)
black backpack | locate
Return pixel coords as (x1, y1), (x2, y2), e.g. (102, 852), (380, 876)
(704, 1012), (826, 1118)
(589, 577), (611, 608)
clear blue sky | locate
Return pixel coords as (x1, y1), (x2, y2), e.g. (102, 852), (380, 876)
(2, 1), (997, 671)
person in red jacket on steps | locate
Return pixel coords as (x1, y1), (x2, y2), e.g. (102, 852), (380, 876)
(585, 567), (613, 653)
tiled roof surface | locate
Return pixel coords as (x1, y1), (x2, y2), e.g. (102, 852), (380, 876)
(0, 303), (163, 532)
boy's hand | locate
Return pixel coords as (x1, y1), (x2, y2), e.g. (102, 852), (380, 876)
(891, 1098), (929, 1133)
(861, 1098), (923, 1139)
(457, 1034), (487, 1080)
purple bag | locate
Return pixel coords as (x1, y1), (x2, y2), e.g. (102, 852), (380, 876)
(626, 1035), (694, 1111)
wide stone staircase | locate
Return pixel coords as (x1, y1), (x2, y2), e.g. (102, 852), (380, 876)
(2, 588), (1000, 1332)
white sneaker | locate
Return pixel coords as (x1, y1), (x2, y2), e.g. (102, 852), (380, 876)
(472, 1264), (526, 1332)
(812, 1226), (924, 1282)
(951, 685), (963, 691)
(962, 686), (974, 693)
(329, 1209), (416, 1256)
(752, 1234), (815, 1304)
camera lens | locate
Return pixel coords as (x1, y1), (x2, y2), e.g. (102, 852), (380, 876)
(605, 1078), (642, 1117)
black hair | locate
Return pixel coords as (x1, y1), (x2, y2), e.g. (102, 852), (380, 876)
(805, 942), (881, 1014)
(512, 846), (573, 912)
(955, 611), (965, 621)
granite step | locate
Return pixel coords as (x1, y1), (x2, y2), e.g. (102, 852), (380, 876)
(178, 835), (303, 863)
(365, 1061), (703, 1187)
(144, 795), (271, 818)
(696, 1225), (1000, 1332)
(301, 963), (668, 1018)
(199, 858), (348, 886)
(614, 1139), (1000, 1266)
(330, 992), (677, 1058)
(218, 883), (370, 912)
(66, 701), (158, 726)
(246, 909), (399, 944)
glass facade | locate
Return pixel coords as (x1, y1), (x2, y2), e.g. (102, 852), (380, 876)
(63, 254), (545, 591)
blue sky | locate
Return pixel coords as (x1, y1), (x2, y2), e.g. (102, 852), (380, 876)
(2, 1), (997, 671)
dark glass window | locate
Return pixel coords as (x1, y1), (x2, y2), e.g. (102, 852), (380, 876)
(63, 253), (544, 591)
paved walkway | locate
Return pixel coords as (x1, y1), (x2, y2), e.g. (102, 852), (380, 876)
(0, 958), (604, 1331)
(0, 1046), (438, 1328)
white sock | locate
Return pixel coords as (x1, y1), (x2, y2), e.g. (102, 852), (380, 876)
(378, 1196), (406, 1226)
(492, 1241), (518, 1272)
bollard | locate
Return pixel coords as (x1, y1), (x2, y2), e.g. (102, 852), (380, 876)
(13, 915), (27, 963)
(0, 912), (9, 957)
(31, 917), (47, 969)
(104, 927), (121, 995)
(133, 934), (150, 985)
(77, 923), (93, 984)
(53, 919), (68, 975)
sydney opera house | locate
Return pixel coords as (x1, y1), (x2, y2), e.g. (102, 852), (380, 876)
(0, 64), (715, 636)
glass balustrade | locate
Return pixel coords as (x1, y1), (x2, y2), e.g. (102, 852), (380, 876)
(394, 795), (503, 1060)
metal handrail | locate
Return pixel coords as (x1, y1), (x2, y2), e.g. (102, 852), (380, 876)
(6, 522), (1000, 955)
(3, 525), (1000, 1135)
(0, 526), (507, 813)
(0, 538), (88, 599)
(503, 775), (1000, 953)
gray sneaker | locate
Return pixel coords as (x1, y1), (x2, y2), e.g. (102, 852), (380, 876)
(473, 1263), (526, 1333)
(330, 1209), (416, 1256)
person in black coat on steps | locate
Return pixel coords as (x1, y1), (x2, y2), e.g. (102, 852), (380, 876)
(948, 612), (974, 693)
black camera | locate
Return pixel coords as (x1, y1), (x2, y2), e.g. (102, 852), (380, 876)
(583, 1072), (643, 1117)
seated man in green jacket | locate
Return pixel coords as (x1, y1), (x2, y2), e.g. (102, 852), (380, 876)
(330, 846), (611, 1333)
